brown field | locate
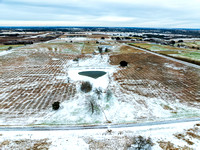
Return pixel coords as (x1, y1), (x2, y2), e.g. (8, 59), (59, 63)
(0, 48), (79, 124)
(110, 52), (200, 109)
(82, 43), (98, 53)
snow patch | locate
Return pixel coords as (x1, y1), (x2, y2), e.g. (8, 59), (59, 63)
(0, 50), (13, 56)
(164, 63), (186, 70)
(52, 58), (59, 61)
(67, 54), (116, 89)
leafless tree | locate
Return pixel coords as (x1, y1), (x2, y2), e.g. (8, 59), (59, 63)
(106, 89), (112, 101)
(86, 96), (100, 114)
(94, 88), (102, 99)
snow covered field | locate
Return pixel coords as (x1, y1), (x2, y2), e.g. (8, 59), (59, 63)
(1, 121), (200, 149)
(0, 37), (200, 149)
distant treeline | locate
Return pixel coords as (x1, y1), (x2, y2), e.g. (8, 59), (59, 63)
(0, 26), (200, 37)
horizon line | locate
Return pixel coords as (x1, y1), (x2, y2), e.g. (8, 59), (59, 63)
(0, 26), (200, 30)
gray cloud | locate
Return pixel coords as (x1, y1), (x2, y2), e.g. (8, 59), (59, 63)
(0, 0), (200, 28)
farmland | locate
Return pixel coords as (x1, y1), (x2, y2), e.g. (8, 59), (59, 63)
(0, 31), (200, 149)
(130, 43), (200, 64)
(0, 37), (200, 126)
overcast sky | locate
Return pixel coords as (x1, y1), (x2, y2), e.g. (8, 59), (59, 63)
(0, 0), (200, 28)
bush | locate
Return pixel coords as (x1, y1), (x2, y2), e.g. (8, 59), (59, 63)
(7, 46), (12, 50)
(120, 61), (128, 67)
(128, 136), (153, 150)
(73, 58), (79, 62)
(52, 102), (60, 110)
(178, 40), (184, 43)
(98, 47), (103, 53)
(81, 81), (92, 93)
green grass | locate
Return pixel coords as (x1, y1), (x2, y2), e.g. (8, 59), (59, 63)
(177, 52), (200, 60)
(130, 43), (190, 51)
(130, 43), (200, 62)
(0, 45), (24, 51)
(157, 51), (180, 55)
(178, 41), (200, 47)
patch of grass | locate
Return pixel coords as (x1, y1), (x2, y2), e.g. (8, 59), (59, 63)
(177, 52), (200, 60)
(0, 139), (51, 150)
(82, 43), (98, 54)
(0, 45), (24, 51)
(171, 110), (200, 118)
(157, 50), (179, 55)
(186, 132), (200, 140)
(158, 141), (191, 150)
(130, 43), (200, 64)
(119, 45), (143, 53)
(179, 41), (200, 47)
(130, 43), (194, 51)
(174, 134), (194, 145)
(162, 105), (173, 110)
(29, 43), (83, 54)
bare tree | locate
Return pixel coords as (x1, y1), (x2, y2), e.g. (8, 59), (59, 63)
(94, 88), (102, 99)
(86, 96), (100, 114)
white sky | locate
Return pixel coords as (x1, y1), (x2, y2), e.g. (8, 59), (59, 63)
(0, 0), (200, 28)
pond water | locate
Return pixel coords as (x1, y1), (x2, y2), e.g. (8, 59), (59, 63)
(78, 71), (107, 79)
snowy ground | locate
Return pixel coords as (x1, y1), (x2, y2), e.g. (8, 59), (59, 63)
(0, 37), (199, 126)
(1, 121), (200, 149)
(0, 50), (13, 56)
(0, 37), (200, 149)
(35, 53), (200, 126)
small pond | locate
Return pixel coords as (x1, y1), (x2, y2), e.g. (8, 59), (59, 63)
(78, 71), (107, 79)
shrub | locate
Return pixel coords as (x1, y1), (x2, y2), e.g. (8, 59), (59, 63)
(73, 58), (79, 62)
(98, 47), (103, 54)
(52, 102), (60, 110)
(120, 61), (128, 67)
(128, 136), (153, 150)
(81, 81), (92, 93)
(178, 40), (184, 43)
(7, 46), (12, 50)
(169, 40), (175, 45)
